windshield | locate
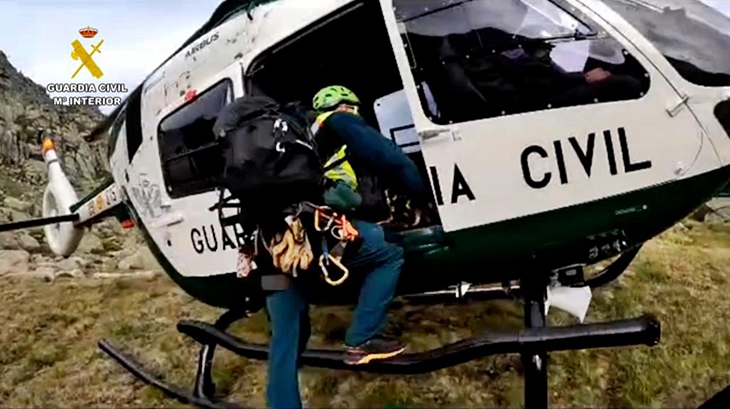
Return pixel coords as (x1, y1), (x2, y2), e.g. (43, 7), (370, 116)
(603, 0), (730, 87)
(395, 0), (593, 40)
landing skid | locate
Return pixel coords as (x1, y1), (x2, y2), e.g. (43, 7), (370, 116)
(98, 340), (242, 409)
(99, 274), (662, 408)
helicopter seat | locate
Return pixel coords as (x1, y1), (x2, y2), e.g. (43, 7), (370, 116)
(406, 31), (526, 122)
(404, 33), (490, 122)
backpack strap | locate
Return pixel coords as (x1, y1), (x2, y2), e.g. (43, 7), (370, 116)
(310, 111), (337, 136)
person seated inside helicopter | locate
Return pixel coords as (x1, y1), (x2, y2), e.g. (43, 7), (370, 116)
(495, 31), (644, 110)
(407, 23), (643, 123)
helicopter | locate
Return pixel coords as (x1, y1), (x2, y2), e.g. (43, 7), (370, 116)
(3, 0), (730, 407)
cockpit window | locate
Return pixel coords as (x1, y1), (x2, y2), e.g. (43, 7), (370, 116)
(393, 0), (651, 125)
(603, 0), (730, 87)
(395, 0), (593, 40)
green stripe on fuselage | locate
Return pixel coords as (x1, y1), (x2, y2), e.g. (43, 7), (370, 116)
(126, 165), (730, 310)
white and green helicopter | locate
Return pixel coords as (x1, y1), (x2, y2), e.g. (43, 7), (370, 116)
(3, 0), (730, 407)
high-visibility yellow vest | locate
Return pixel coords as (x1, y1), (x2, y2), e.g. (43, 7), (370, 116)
(312, 111), (358, 191)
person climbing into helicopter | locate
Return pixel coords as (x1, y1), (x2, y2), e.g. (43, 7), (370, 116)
(264, 85), (429, 409)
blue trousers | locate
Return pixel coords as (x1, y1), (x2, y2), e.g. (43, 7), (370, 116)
(265, 220), (404, 408)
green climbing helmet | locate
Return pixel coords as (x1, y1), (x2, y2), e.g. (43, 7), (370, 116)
(312, 85), (360, 111)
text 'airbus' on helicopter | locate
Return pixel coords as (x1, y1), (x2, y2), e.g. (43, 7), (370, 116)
(3, 0), (730, 407)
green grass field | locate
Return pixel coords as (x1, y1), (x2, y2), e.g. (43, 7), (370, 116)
(2, 220), (730, 408)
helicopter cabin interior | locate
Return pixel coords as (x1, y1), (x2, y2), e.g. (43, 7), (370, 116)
(156, 0), (657, 237)
(240, 0), (652, 229)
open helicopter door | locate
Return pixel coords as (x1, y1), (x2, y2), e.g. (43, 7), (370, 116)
(377, 0), (715, 233)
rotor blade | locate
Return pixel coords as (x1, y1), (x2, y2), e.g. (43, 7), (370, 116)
(0, 214), (79, 233)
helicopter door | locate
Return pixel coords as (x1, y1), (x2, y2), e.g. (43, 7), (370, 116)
(131, 61), (245, 277)
(378, 0), (708, 233)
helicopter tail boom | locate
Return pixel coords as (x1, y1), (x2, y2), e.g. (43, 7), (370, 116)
(39, 135), (86, 256)
(40, 136), (126, 256)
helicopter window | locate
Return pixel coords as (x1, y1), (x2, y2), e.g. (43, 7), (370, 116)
(602, 0), (730, 87)
(393, 0), (651, 125)
(246, 0), (404, 127)
(126, 87), (143, 162)
(107, 106), (126, 158)
(158, 79), (232, 198)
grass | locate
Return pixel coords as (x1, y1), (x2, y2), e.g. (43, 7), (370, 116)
(2, 219), (730, 407)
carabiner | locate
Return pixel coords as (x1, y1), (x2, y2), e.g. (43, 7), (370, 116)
(319, 254), (349, 286)
(331, 225), (345, 241)
(314, 207), (336, 232)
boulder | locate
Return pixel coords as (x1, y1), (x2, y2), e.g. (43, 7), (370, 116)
(18, 233), (40, 252)
(1, 232), (40, 252)
(10, 210), (30, 222)
(0, 231), (20, 249)
(21, 159), (46, 185)
(0, 249), (30, 276)
(3, 196), (31, 212)
(118, 246), (162, 271)
(0, 207), (10, 222)
(77, 232), (104, 254)
(57, 256), (87, 271)
(23, 266), (55, 281)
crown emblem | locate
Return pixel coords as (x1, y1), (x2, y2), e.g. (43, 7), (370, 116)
(79, 26), (98, 38)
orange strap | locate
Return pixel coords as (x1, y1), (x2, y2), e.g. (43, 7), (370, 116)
(314, 207), (359, 242)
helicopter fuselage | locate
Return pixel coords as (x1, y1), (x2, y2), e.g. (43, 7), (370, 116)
(84, 0), (730, 310)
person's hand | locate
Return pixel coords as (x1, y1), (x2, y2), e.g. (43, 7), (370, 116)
(584, 67), (612, 83)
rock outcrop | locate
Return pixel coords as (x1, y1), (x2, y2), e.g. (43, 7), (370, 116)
(0, 50), (109, 186)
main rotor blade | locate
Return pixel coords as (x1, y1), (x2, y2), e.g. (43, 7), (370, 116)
(0, 214), (79, 233)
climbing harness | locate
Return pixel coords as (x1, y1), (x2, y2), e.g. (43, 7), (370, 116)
(297, 202), (360, 286)
(235, 202), (359, 287)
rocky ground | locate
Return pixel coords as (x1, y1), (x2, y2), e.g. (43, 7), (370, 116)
(0, 181), (162, 282)
(0, 169), (161, 282)
(0, 216), (162, 283)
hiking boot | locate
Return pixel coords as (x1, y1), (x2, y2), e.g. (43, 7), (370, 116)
(344, 336), (406, 365)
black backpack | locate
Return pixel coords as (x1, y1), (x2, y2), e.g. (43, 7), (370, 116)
(211, 95), (323, 228)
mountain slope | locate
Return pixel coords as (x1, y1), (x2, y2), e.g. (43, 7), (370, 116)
(0, 50), (109, 188)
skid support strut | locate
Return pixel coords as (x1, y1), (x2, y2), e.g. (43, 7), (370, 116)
(99, 309), (251, 409)
(194, 309), (249, 401)
(521, 276), (549, 409)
